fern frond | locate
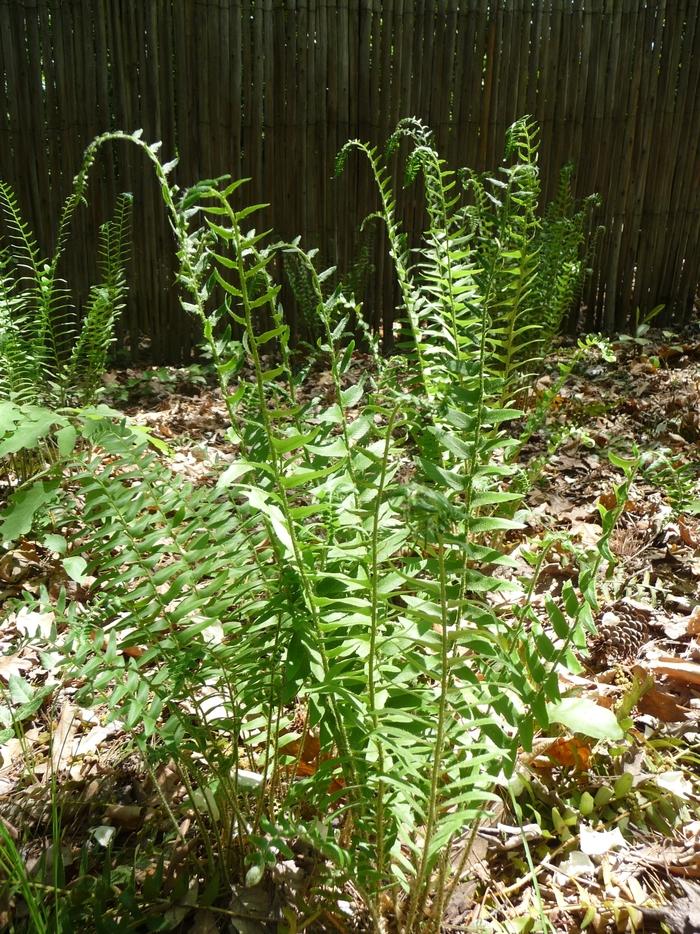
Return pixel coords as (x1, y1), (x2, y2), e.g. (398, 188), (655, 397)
(0, 180), (81, 387)
(0, 182), (65, 394)
(0, 182), (43, 276)
(66, 193), (132, 402)
(0, 144), (133, 407)
(337, 139), (430, 397)
(0, 250), (42, 402)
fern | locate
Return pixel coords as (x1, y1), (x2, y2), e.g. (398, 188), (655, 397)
(65, 193), (132, 400)
(63, 431), (274, 883)
(0, 245), (43, 401)
(22, 128), (615, 932)
(468, 119), (600, 395)
(0, 164), (132, 408)
(283, 220), (376, 349)
(336, 138), (432, 398)
(340, 116), (599, 411)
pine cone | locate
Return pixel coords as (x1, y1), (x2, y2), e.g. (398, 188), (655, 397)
(589, 601), (650, 665)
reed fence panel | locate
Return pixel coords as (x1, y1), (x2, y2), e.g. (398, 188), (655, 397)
(1, 0), (698, 360)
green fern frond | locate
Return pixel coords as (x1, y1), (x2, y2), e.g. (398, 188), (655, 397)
(0, 249), (42, 402)
(505, 114), (540, 165)
(337, 139), (430, 396)
(0, 153), (132, 408)
(0, 182), (43, 276)
(344, 115), (600, 411)
(66, 193), (132, 402)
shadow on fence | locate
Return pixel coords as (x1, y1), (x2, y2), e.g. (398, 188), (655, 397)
(1, 0), (698, 361)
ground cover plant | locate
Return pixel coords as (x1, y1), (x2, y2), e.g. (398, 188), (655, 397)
(0, 166), (131, 408)
(0, 122), (699, 933)
(0, 147), (135, 533)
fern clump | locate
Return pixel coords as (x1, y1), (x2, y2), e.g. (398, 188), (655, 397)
(0, 167), (131, 407)
(338, 115), (600, 406)
(4, 125), (621, 932)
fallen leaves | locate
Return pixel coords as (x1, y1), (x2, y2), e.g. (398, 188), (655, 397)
(644, 657), (700, 687)
(636, 682), (690, 722)
(49, 701), (78, 776)
(688, 604), (700, 635)
(541, 736), (592, 770)
(104, 803), (144, 831)
(0, 653), (32, 682)
(579, 824), (627, 856)
(14, 606), (54, 639)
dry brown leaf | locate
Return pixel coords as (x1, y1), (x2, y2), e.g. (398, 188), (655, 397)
(156, 760), (181, 799)
(637, 686), (690, 722)
(104, 804), (143, 830)
(683, 822), (700, 851)
(541, 736), (592, 770)
(285, 732), (320, 765)
(49, 703), (79, 776)
(0, 654), (32, 682)
(687, 605), (700, 637)
(0, 549), (36, 584)
(598, 491), (635, 512)
(663, 617), (698, 640)
(0, 815), (19, 841)
(0, 737), (24, 771)
(291, 760), (316, 777)
(71, 724), (112, 758)
(15, 607), (54, 640)
(572, 521), (604, 548)
(96, 631), (146, 659)
(593, 691), (617, 710)
(679, 519), (699, 549)
(645, 658), (700, 686)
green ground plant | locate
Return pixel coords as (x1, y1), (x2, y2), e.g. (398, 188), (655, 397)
(1, 121), (616, 932)
(0, 169), (131, 407)
(0, 819), (49, 933)
(0, 400), (167, 549)
(283, 220), (377, 345)
(0, 155), (133, 528)
(337, 115), (600, 408)
(641, 448), (700, 517)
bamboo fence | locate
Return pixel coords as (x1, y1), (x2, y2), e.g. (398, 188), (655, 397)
(1, 0), (698, 360)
